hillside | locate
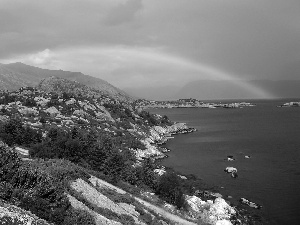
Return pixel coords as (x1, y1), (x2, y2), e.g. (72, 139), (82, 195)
(0, 79), (258, 225)
(0, 62), (133, 102)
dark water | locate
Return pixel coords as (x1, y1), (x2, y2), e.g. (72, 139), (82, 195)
(148, 99), (300, 225)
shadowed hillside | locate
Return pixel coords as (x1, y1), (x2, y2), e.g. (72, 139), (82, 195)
(0, 62), (133, 102)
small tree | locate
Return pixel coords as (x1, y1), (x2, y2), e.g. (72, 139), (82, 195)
(155, 172), (185, 209)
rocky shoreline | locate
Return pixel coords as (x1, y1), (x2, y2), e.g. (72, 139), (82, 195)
(135, 122), (197, 160)
(140, 121), (266, 225)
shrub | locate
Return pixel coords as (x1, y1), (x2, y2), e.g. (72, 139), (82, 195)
(155, 172), (185, 209)
(0, 146), (21, 182)
(0, 182), (13, 200)
(63, 208), (96, 225)
(0, 118), (42, 147)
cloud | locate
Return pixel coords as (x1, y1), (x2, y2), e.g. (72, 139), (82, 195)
(28, 49), (53, 65)
(3, 46), (240, 88)
(104, 0), (143, 25)
(3, 48), (56, 68)
(0, 0), (299, 86)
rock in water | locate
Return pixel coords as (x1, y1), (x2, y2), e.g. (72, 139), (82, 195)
(239, 198), (262, 209)
(224, 167), (237, 173)
(231, 172), (238, 178)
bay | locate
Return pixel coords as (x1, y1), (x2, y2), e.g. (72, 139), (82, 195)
(148, 99), (300, 225)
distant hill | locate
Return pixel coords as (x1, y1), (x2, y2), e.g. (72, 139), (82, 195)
(123, 85), (180, 101)
(0, 62), (133, 102)
(125, 79), (300, 101)
(174, 80), (300, 100)
(249, 80), (300, 99)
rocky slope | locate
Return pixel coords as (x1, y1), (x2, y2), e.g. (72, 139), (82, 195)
(0, 62), (133, 102)
(0, 78), (256, 225)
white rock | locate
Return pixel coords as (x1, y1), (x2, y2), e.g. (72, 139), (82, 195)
(216, 219), (233, 225)
(178, 175), (187, 179)
(185, 195), (206, 213)
(225, 167), (237, 173)
(201, 198), (235, 225)
(44, 106), (60, 116)
(154, 168), (166, 176)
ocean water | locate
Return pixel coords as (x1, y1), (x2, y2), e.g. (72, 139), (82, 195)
(148, 99), (300, 225)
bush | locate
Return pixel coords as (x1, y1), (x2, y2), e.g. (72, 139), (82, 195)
(63, 208), (96, 225)
(0, 118), (42, 147)
(0, 182), (13, 200)
(0, 148), (82, 225)
(155, 172), (185, 209)
(0, 146), (21, 182)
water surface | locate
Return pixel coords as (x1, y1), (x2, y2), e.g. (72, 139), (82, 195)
(148, 99), (300, 225)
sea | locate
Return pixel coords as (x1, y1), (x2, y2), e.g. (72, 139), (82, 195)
(148, 99), (300, 225)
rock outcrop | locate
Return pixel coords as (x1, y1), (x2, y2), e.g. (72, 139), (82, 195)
(185, 195), (236, 225)
(135, 123), (196, 160)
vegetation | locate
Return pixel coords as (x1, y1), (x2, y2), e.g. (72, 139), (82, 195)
(155, 172), (185, 209)
(0, 85), (209, 224)
(0, 146), (96, 225)
(0, 117), (158, 188)
(0, 117), (42, 147)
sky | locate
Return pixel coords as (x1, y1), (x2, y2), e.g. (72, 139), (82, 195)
(0, 0), (300, 98)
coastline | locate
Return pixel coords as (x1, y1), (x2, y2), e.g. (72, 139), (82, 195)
(142, 119), (267, 225)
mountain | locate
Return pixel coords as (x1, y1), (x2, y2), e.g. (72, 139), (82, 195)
(249, 80), (300, 99)
(174, 80), (300, 100)
(124, 85), (180, 101)
(0, 62), (133, 102)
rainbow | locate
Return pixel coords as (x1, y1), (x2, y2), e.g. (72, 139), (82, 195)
(114, 47), (274, 99)
(1, 46), (275, 99)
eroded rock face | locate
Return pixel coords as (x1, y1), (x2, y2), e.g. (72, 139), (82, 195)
(67, 195), (122, 225)
(70, 178), (146, 225)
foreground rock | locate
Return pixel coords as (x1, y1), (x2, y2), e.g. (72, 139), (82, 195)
(185, 195), (236, 225)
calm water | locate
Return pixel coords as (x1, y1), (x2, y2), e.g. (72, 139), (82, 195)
(148, 99), (300, 225)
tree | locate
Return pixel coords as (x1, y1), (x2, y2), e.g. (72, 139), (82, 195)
(135, 158), (157, 188)
(155, 172), (185, 208)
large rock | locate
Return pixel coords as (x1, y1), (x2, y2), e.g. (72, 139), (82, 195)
(224, 167), (237, 173)
(185, 195), (236, 225)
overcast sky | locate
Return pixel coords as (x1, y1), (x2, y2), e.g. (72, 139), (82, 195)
(1, 0), (300, 89)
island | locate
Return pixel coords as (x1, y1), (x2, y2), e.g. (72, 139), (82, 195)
(277, 101), (300, 107)
(135, 98), (256, 109)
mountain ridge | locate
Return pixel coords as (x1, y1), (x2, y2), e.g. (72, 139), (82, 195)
(0, 62), (133, 102)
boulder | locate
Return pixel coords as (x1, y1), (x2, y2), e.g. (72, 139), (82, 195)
(224, 167), (237, 173)
(239, 198), (262, 209)
(231, 172), (238, 178)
